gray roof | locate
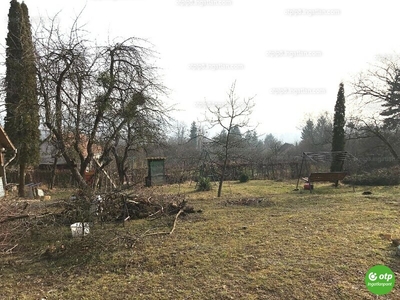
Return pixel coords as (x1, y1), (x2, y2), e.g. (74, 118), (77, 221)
(39, 141), (67, 165)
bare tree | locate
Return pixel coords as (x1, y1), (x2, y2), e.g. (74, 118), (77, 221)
(352, 56), (400, 106)
(170, 121), (188, 145)
(351, 55), (400, 164)
(347, 116), (400, 164)
(35, 14), (167, 191)
(205, 81), (255, 197)
(102, 107), (168, 186)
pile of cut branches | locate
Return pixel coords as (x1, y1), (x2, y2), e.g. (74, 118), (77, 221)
(0, 189), (201, 254)
(58, 188), (199, 225)
(96, 190), (197, 223)
(0, 200), (33, 253)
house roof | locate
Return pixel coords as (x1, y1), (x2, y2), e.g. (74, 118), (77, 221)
(146, 157), (166, 161)
(39, 140), (67, 165)
(0, 126), (16, 151)
(39, 134), (103, 166)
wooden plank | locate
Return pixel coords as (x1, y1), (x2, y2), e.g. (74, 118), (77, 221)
(308, 172), (347, 182)
(93, 158), (117, 189)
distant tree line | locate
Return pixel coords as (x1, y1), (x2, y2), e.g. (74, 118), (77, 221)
(3, 2), (400, 196)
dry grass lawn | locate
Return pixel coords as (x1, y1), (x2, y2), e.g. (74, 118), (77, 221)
(1, 180), (400, 299)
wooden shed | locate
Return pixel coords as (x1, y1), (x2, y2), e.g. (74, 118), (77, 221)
(145, 157), (166, 186)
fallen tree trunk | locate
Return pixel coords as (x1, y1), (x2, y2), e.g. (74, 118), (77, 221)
(0, 212), (52, 224)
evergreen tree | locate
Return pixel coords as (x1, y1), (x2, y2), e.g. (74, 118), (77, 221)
(5, 0), (22, 136)
(299, 113), (333, 152)
(245, 130), (259, 147)
(301, 119), (314, 142)
(380, 71), (400, 129)
(330, 82), (346, 173)
(5, 0), (40, 196)
(231, 125), (241, 137)
(189, 121), (197, 147)
(264, 133), (282, 156)
(314, 114), (332, 146)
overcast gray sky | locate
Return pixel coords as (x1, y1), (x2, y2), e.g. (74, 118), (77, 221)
(1, 0), (400, 143)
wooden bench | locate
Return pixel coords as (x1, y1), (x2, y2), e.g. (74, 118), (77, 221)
(303, 172), (347, 191)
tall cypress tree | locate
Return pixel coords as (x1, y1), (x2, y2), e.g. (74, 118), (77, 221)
(5, 0), (22, 135)
(5, 0), (40, 197)
(330, 82), (346, 174)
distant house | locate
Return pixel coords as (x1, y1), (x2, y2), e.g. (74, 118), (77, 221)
(39, 132), (103, 169)
(0, 125), (17, 193)
(39, 140), (69, 170)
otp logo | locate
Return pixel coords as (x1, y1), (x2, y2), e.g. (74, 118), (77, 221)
(368, 272), (378, 281)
